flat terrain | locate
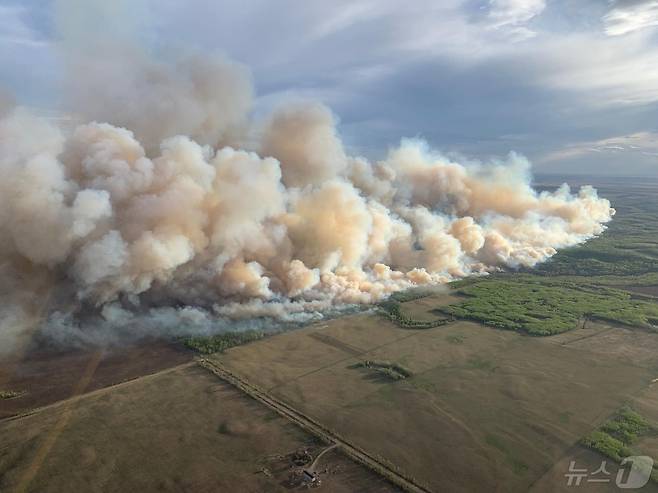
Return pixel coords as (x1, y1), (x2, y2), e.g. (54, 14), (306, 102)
(4, 178), (658, 492)
(0, 364), (400, 493)
(531, 381), (658, 492)
(212, 292), (658, 492)
(0, 341), (193, 419)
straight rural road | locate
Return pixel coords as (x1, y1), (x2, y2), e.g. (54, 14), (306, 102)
(198, 358), (432, 493)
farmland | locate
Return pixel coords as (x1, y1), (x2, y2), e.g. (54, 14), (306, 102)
(0, 364), (400, 493)
(3, 178), (658, 492)
(209, 295), (658, 491)
(200, 179), (658, 491)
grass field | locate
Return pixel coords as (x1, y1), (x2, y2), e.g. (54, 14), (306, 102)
(0, 364), (400, 493)
(210, 288), (658, 492)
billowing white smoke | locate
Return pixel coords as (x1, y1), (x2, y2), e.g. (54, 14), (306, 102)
(65, 53), (252, 154)
(0, 49), (614, 354)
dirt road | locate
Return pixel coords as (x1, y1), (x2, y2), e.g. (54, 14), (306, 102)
(198, 358), (432, 493)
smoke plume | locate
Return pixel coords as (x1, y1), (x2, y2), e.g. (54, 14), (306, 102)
(0, 4), (614, 354)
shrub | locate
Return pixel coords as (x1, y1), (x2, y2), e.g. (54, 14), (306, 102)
(354, 360), (413, 380)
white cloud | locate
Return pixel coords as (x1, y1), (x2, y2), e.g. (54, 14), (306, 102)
(603, 0), (658, 36)
(6, 0), (658, 175)
(541, 132), (658, 163)
(487, 0), (546, 40)
(535, 33), (658, 106)
(309, 2), (377, 40)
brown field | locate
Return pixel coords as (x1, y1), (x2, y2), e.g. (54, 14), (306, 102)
(0, 364), (400, 493)
(211, 292), (658, 492)
(0, 341), (193, 419)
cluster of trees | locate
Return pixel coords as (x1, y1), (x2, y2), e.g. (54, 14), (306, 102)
(582, 407), (656, 468)
(389, 288), (433, 303)
(581, 431), (630, 463)
(379, 300), (450, 329)
(601, 407), (655, 443)
(354, 360), (413, 380)
(184, 330), (268, 354)
(535, 248), (658, 277)
(440, 278), (658, 335)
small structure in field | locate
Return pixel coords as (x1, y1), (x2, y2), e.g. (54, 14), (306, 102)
(302, 469), (319, 485)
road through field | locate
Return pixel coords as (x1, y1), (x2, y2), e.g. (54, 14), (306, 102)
(199, 358), (432, 493)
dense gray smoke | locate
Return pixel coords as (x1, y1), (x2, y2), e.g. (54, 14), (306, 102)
(0, 3), (614, 355)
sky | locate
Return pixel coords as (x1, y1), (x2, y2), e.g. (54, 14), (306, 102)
(1, 0), (658, 177)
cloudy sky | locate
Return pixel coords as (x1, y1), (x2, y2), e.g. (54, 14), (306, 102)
(2, 0), (658, 176)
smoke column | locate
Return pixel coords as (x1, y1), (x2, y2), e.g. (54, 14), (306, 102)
(0, 2), (614, 355)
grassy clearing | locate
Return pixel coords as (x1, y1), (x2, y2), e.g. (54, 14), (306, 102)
(184, 330), (269, 354)
(439, 278), (658, 335)
(351, 360), (413, 381)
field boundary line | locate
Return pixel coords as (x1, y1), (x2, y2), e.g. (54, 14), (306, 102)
(15, 351), (103, 493)
(0, 361), (197, 424)
(267, 329), (438, 392)
(306, 331), (362, 355)
(199, 358), (433, 493)
(558, 326), (616, 346)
